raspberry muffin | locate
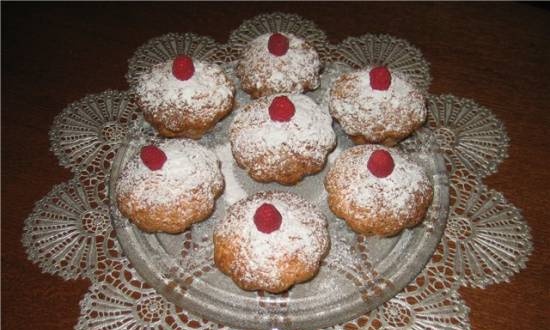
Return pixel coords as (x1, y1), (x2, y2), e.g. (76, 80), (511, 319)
(214, 191), (330, 293)
(135, 55), (235, 138)
(325, 145), (433, 236)
(236, 33), (321, 98)
(329, 66), (426, 146)
(230, 94), (336, 185)
(116, 139), (224, 233)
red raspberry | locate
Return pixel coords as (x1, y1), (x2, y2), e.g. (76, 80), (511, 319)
(253, 203), (282, 234)
(140, 145), (167, 171)
(268, 33), (289, 56)
(369, 66), (392, 90)
(268, 96), (295, 122)
(367, 149), (395, 178)
(172, 55), (195, 81)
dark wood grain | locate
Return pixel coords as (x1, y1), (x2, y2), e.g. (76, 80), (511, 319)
(2, 2), (549, 330)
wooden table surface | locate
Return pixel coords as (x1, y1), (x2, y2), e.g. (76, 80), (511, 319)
(2, 2), (549, 330)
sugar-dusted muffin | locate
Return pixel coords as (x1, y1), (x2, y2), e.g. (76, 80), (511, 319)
(135, 55), (235, 138)
(214, 191), (330, 293)
(329, 66), (426, 146)
(325, 145), (433, 236)
(236, 33), (321, 98)
(116, 139), (224, 233)
(230, 94), (336, 185)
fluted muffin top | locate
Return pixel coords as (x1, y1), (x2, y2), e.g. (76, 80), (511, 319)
(237, 33), (321, 95)
(136, 59), (234, 122)
(116, 139), (224, 207)
(230, 93), (336, 166)
(325, 145), (431, 219)
(215, 191), (329, 286)
(329, 67), (426, 138)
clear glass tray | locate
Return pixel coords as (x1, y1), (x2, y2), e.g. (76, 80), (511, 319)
(108, 63), (449, 330)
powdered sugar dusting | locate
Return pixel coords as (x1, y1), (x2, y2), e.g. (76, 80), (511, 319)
(237, 33), (321, 95)
(230, 94), (336, 168)
(136, 60), (234, 119)
(214, 143), (247, 205)
(327, 143), (343, 165)
(215, 191), (329, 287)
(116, 139), (223, 207)
(327, 145), (431, 218)
(329, 67), (426, 138)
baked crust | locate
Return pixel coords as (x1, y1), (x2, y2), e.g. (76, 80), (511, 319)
(329, 68), (426, 145)
(324, 145), (433, 236)
(231, 147), (329, 186)
(229, 94), (336, 185)
(348, 126), (422, 147)
(117, 183), (223, 233)
(213, 191), (330, 293)
(236, 33), (321, 99)
(115, 139), (224, 234)
(325, 182), (432, 236)
(140, 97), (234, 139)
(238, 73), (319, 99)
(214, 235), (325, 293)
(135, 60), (235, 138)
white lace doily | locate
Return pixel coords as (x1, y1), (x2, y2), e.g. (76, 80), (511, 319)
(23, 12), (532, 330)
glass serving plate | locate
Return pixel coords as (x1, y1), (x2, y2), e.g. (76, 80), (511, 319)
(109, 63), (449, 330)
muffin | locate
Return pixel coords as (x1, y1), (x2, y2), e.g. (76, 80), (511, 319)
(135, 55), (235, 138)
(325, 145), (433, 236)
(214, 191), (330, 293)
(230, 93), (336, 185)
(329, 66), (426, 146)
(236, 33), (321, 98)
(116, 139), (224, 233)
